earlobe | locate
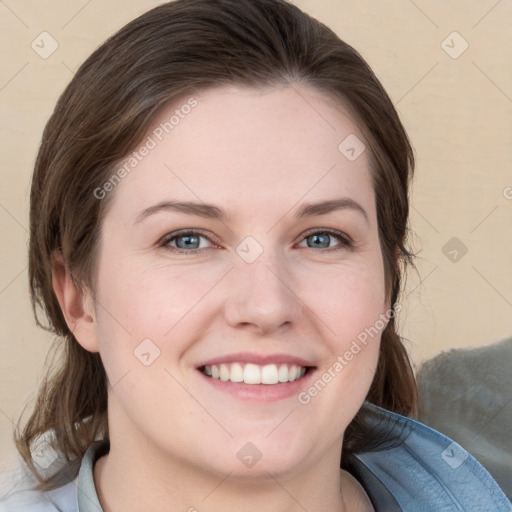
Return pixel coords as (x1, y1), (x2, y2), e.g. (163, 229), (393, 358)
(51, 251), (100, 353)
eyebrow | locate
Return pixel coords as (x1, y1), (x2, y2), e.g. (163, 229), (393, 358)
(135, 198), (369, 224)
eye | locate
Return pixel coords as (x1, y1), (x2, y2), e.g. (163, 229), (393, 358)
(297, 229), (353, 251)
(159, 228), (353, 255)
(160, 230), (216, 253)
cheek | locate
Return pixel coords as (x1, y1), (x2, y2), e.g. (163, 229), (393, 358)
(95, 254), (221, 336)
(300, 255), (387, 342)
(91, 255), (225, 382)
(296, 254), (387, 398)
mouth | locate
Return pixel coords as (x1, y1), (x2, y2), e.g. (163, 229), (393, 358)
(195, 352), (318, 401)
(199, 362), (314, 385)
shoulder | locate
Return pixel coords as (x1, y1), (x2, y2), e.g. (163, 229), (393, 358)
(348, 402), (511, 512)
(0, 483), (77, 512)
(1, 439), (108, 512)
(0, 460), (78, 512)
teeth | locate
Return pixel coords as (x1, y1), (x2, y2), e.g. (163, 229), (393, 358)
(230, 362), (244, 382)
(261, 364), (279, 384)
(219, 364), (230, 381)
(244, 363), (261, 384)
(278, 364), (289, 382)
(201, 362), (307, 385)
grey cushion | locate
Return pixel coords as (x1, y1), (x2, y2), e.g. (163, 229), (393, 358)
(417, 336), (512, 499)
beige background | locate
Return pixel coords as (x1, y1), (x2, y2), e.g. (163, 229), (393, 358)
(1, 0), (511, 473)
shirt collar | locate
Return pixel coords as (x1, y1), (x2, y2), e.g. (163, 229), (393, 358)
(76, 439), (109, 512)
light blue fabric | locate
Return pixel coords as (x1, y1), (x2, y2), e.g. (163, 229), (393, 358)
(0, 477), (78, 512)
(349, 403), (512, 511)
(1, 404), (510, 511)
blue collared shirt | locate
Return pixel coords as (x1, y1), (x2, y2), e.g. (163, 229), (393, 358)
(1, 403), (510, 511)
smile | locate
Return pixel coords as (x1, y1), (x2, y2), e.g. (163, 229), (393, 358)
(200, 362), (309, 385)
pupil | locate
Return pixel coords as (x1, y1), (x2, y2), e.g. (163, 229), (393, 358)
(310, 234), (329, 248)
(177, 235), (199, 249)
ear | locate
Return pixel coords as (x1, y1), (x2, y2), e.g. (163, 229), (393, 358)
(51, 250), (100, 353)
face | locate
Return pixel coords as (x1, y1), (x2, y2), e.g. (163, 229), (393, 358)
(82, 84), (390, 479)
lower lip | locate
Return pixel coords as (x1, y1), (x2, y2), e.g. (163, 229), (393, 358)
(197, 369), (317, 401)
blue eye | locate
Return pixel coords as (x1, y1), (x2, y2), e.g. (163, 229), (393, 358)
(160, 229), (353, 254)
(161, 230), (213, 252)
(298, 230), (353, 251)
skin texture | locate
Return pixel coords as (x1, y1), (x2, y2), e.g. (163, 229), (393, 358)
(53, 84), (384, 511)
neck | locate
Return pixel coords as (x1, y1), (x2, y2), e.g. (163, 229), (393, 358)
(93, 438), (357, 512)
(94, 447), (351, 512)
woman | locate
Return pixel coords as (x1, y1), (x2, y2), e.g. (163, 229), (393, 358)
(2, 0), (509, 510)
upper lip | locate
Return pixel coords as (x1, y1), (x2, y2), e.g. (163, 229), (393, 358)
(196, 352), (316, 368)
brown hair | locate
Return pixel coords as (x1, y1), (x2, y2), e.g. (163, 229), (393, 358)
(17, 0), (417, 490)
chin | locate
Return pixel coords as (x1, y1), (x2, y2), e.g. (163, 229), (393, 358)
(204, 435), (316, 480)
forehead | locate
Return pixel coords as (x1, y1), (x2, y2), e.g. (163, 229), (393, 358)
(105, 84), (375, 222)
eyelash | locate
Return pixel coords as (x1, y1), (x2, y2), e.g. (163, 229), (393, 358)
(159, 228), (354, 255)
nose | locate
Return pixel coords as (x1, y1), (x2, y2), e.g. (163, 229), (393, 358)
(223, 244), (303, 334)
